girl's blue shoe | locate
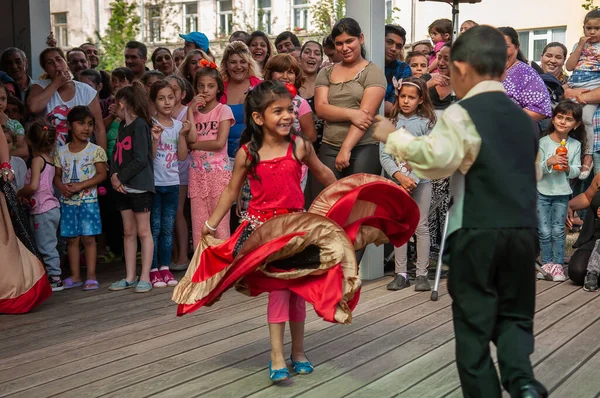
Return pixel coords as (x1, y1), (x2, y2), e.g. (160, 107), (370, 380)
(268, 361), (290, 382)
(290, 355), (314, 374)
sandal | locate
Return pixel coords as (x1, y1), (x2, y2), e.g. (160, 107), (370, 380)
(290, 355), (314, 374)
(83, 279), (99, 291)
(63, 277), (83, 289)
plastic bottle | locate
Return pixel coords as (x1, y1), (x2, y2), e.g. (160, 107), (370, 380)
(553, 139), (568, 171)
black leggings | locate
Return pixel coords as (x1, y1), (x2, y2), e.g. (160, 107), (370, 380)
(568, 248), (590, 286)
(309, 143), (382, 200)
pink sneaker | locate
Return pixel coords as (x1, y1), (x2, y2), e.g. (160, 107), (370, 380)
(549, 264), (567, 282)
(537, 263), (554, 280)
(159, 269), (178, 287)
(150, 270), (167, 288)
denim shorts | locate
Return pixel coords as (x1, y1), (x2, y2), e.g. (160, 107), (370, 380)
(60, 201), (102, 237)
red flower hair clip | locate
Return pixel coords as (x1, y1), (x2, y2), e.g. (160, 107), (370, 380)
(199, 59), (218, 69)
(285, 83), (297, 98)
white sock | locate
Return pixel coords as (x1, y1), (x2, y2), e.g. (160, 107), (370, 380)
(397, 272), (408, 279)
(159, 266), (170, 271)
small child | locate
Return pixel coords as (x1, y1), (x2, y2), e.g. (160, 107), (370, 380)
(412, 40), (433, 56)
(17, 123), (62, 291)
(566, 9), (600, 177)
(3, 128), (26, 189)
(427, 19), (452, 73)
(149, 79), (190, 288)
(54, 106), (108, 290)
(264, 54), (317, 190)
(380, 77), (436, 292)
(537, 101), (584, 281)
(177, 80), (336, 382)
(187, 65), (234, 245)
(372, 26), (547, 398)
(0, 82), (27, 159)
(405, 52), (430, 79)
(166, 75), (192, 271)
(108, 82), (156, 293)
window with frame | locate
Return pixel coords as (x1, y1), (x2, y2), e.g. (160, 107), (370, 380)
(53, 13), (69, 47)
(217, 0), (233, 36)
(518, 27), (567, 63)
(292, 0), (308, 32)
(146, 6), (162, 42)
(385, 0), (393, 20)
(257, 0), (272, 35)
(184, 2), (198, 33)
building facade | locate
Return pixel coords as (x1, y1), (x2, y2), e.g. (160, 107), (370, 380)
(50, 0), (588, 63)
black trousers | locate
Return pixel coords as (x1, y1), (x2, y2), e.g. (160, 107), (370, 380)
(445, 228), (548, 398)
(308, 143), (382, 202)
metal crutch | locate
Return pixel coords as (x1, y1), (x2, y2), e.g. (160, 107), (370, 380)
(431, 212), (449, 301)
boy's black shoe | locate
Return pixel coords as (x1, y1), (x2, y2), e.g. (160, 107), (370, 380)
(583, 271), (599, 292)
(519, 385), (540, 398)
(387, 274), (409, 291)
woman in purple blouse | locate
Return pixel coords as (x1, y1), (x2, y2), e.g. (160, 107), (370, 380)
(499, 27), (552, 121)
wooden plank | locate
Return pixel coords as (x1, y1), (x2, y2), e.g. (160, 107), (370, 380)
(550, 342), (600, 398)
(204, 295), (453, 398)
(96, 286), (448, 398)
(1, 277), (401, 397)
(534, 300), (600, 393)
(0, 277), (390, 375)
(360, 282), (587, 398)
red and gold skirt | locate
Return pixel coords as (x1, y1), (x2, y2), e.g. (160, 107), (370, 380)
(173, 174), (419, 324)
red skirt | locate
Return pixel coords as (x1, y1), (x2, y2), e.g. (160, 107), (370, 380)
(173, 174), (419, 324)
(0, 183), (51, 314)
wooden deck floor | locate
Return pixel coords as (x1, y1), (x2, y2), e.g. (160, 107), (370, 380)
(1, 264), (599, 398)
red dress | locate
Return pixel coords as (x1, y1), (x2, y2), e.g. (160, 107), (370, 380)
(173, 138), (420, 324)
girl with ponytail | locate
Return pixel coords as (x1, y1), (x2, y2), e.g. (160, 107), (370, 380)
(18, 122), (63, 291)
(109, 81), (156, 293)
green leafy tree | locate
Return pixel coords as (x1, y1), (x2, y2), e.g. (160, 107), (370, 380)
(310, 0), (346, 36)
(96, 0), (140, 71)
(583, 0), (597, 10)
(386, 7), (402, 25)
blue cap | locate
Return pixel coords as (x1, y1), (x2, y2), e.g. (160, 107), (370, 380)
(179, 32), (210, 52)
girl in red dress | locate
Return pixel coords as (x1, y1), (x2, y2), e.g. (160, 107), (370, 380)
(173, 81), (420, 383)
(201, 80), (335, 381)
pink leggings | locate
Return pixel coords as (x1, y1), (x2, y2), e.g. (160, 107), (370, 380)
(267, 290), (306, 323)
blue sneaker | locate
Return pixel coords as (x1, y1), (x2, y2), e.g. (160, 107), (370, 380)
(290, 355), (314, 374)
(108, 277), (138, 291)
(268, 361), (290, 382)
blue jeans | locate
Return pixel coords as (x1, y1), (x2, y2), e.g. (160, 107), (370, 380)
(151, 186), (179, 269)
(537, 193), (569, 265)
(32, 207), (61, 276)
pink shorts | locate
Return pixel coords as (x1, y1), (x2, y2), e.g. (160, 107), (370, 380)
(267, 290), (306, 323)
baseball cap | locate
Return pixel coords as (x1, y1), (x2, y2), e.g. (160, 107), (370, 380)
(179, 32), (210, 52)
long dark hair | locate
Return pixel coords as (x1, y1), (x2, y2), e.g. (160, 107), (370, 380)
(331, 18), (367, 59)
(545, 100), (586, 162)
(115, 81), (153, 128)
(247, 31), (273, 68)
(240, 80), (302, 180)
(66, 105), (95, 143)
(193, 67), (225, 101)
(389, 77), (436, 128)
(498, 26), (527, 63)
